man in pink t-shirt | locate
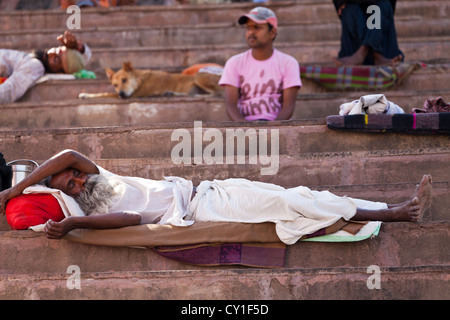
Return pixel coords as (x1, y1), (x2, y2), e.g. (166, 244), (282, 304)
(219, 7), (302, 121)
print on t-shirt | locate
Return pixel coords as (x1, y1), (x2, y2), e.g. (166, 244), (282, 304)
(239, 69), (284, 120)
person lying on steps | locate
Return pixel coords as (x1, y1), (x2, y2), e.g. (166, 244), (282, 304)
(0, 150), (432, 245)
(0, 30), (91, 103)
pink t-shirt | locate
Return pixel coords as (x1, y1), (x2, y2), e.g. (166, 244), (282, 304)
(219, 49), (302, 121)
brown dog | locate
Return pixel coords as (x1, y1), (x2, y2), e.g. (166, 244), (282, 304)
(79, 62), (223, 99)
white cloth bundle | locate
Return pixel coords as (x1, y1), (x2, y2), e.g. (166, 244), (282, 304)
(339, 94), (405, 116)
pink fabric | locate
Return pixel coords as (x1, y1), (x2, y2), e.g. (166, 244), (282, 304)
(219, 49), (301, 121)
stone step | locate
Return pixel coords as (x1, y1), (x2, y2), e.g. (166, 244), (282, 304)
(1, 3), (447, 70)
(3, 16), (449, 51)
(0, 221), (448, 273)
(2, 0), (448, 31)
(2, 264), (448, 299)
(1, 121), (449, 163)
(12, 65), (450, 109)
(72, 36), (450, 72)
(5, 90), (449, 129)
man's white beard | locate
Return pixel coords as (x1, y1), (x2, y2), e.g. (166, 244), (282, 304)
(74, 174), (116, 216)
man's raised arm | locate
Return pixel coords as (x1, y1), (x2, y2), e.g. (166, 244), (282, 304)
(0, 149), (98, 214)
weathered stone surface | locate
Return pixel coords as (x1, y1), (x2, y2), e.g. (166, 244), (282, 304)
(1, 0), (448, 300)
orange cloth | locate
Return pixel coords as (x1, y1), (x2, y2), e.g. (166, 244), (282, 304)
(182, 63), (222, 76)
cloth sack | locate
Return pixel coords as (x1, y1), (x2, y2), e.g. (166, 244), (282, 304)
(412, 96), (450, 113)
(5, 193), (65, 230)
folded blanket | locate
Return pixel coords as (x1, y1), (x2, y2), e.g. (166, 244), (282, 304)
(151, 242), (286, 268)
(153, 221), (380, 267)
(302, 221), (381, 243)
(300, 62), (420, 90)
(64, 221), (281, 247)
(63, 219), (379, 268)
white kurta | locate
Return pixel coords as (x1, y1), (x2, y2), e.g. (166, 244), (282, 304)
(188, 178), (387, 244)
(98, 166), (194, 226)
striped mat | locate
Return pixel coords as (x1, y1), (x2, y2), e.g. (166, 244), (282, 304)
(300, 62), (420, 90)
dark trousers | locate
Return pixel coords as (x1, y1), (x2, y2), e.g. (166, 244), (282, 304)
(338, 0), (404, 65)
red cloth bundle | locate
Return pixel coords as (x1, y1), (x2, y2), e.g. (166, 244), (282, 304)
(6, 193), (65, 230)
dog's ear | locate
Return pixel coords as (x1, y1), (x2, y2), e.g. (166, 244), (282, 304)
(122, 62), (133, 72)
(105, 68), (115, 81)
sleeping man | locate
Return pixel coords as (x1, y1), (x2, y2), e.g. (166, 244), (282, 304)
(0, 150), (432, 244)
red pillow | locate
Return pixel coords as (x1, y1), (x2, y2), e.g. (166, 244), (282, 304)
(6, 193), (65, 230)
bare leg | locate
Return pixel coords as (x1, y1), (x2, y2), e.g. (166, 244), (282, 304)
(334, 45), (369, 66)
(352, 175), (432, 222)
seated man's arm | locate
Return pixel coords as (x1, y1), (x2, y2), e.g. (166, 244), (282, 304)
(276, 86), (299, 120)
(0, 149), (99, 214)
(44, 212), (142, 239)
(223, 85), (246, 121)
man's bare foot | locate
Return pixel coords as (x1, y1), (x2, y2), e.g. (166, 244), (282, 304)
(334, 45), (369, 66)
(387, 175), (432, 221)
(413, 174), (433, 221)
(353, 175), (432, 222)
(334, 53), (365, 67)
(387, 197), (421, 222)
(374, 52), (403, 66)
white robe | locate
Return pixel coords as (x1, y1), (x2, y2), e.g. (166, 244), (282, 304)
(188, 178), (386, 244)
(25, 168), (387, 245)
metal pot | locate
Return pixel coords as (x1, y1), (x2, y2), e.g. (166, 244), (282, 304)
(6, 159), (39, 187)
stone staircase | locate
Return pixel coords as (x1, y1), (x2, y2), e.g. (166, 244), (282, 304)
(0, 0), (449, 300)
